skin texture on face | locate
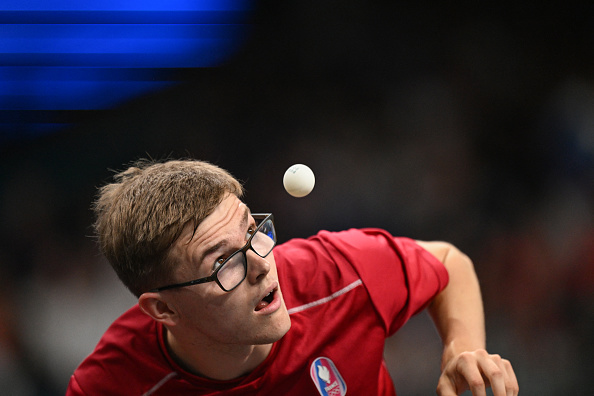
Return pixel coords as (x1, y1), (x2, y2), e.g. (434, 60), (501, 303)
(139, 194), (291, 379)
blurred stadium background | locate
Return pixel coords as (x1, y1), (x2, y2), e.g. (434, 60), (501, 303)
(1, 1), (593, 394)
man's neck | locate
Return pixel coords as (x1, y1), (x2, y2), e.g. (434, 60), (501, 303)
(165, 327), (273, 380)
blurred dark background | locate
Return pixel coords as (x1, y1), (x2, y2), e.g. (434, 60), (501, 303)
(1, 1), (593, 394)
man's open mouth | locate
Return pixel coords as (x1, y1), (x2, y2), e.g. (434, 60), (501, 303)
(255, 289), (276, 311)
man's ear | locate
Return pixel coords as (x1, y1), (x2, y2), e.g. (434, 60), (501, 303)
(138, 292), (178, 327)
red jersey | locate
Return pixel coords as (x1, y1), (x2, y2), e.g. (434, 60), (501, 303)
(67, 229), (448, 395)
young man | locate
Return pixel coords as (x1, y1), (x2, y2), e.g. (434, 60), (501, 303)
(67, 159), (518, 395)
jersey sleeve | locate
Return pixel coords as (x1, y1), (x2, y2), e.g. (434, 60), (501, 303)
(65, 305), (168, 395)
(314, 229), (449, 336)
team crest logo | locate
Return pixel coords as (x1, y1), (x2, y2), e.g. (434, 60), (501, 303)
(310, 357), (347, 396)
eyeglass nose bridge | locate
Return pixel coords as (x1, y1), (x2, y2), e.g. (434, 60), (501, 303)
(245, 245), (269, 262)
(239, 233), (274, 275)
(217, 215), (276, 291)
(246, 224), (275, 258)
(228, 236), (267, 278)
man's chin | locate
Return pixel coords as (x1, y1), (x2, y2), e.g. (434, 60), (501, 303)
(255, 317), (292, 345)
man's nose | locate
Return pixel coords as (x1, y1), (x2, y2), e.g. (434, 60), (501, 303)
(246, 249), (271, 284)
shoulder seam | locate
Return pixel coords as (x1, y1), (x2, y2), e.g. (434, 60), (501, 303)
(287, 279), (363, 315)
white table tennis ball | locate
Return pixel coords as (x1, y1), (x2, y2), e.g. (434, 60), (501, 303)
(283, 164), (315, 197)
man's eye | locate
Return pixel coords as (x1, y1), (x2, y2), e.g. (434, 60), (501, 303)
(246, 226), (256, 239)
(213, 257), (226, 271)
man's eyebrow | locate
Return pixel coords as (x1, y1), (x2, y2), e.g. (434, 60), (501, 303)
(240, 205), (251, 231)
(200, 240), (227, 264)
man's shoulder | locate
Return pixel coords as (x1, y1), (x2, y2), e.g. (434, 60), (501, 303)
(68, 305), (167, 394)
(104, 303), (154, 334)
(275, 228), (400, 259)
(90, 304), (159, 360)
(274, 229), (388, 308)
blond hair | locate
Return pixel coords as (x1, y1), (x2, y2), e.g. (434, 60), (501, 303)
(93, 159), (243, 297)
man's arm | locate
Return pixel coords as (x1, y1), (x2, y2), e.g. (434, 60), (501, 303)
(416, 240), (519, 396)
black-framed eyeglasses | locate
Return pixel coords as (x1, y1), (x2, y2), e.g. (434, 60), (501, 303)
(149, 213), (276, 293)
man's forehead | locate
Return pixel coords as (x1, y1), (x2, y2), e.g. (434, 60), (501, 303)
(171, 196), (251, 266)
(198, 195), (249, 236)
(198, 197), (251, 241)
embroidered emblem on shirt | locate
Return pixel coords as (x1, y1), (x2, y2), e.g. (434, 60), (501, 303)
(310, 357), (347, 396)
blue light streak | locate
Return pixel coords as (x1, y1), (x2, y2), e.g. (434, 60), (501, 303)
(0, 0), (253, 142)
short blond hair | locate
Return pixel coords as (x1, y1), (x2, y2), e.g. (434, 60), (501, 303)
(93, 159), (243, 297)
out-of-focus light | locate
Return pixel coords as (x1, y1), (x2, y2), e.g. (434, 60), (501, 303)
(0, 0), (254, 144)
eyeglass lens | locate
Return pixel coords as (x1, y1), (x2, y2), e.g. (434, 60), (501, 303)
(217, 219), (275, 291)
